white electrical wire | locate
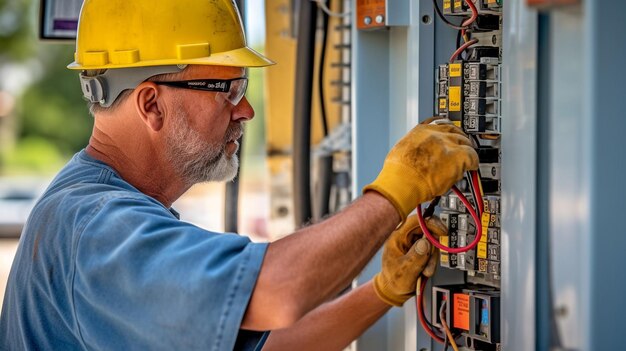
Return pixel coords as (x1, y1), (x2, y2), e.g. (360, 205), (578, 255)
(311, 0), (351, 18)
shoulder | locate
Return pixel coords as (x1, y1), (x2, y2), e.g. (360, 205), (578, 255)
(27, 151), (163, 237)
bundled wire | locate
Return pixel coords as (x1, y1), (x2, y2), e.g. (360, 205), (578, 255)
(431, 0), (468, 30)
(461, 0), (479, 28)
(431, 0), (479, 30)
(449, 38), (478, 63)
(417, 171), (483, 253)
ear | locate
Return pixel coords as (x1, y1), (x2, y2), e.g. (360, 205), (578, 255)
(134, 82), (164, 132)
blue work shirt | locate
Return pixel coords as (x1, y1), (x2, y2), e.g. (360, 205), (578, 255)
(0, 150), (269, 350)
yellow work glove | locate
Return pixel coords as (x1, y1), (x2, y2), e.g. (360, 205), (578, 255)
(363, 124), (479, 223)
(373, 214), (447, 306)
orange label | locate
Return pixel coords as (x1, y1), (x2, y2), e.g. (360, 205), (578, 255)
(453, 294), (470, 330)
(356, 0), (387, 30)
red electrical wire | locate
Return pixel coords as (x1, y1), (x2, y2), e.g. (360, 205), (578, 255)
(452, 1), (478, 61)
(418, 172), (484, 253)
(449, 38), (478, 63)
(471, 170), (484, 214)
(416, 277), (446, 344)
(462, 0), (479, 27)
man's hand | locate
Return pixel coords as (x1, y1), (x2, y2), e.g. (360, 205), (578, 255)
(373, 215), (447, 306)
(363, 124), (479, 222)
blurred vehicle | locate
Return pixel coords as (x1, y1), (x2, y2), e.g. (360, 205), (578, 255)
(0, 178), (49, 238)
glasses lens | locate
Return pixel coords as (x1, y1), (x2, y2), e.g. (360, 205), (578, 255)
(226, 78), (248, 105)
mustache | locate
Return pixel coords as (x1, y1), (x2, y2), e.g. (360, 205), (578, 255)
(225, 122), (244, 142)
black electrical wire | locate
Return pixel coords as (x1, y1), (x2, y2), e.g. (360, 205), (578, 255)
(423, 196), (441, 219)
(318, 0), (331, 137)
(431, 0), (470, 31)
(313, 0), (333, 220)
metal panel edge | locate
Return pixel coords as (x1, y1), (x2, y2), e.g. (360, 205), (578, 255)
(501, 1), (538, 350)
(351, 21), (391, 351)
(585, 1), (626, 349)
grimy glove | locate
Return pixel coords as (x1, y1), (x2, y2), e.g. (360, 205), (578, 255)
(373, 215), (447, 306)
(363, 124), (478, 222)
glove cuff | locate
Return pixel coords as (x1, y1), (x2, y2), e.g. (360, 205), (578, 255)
(363, 162), (433, 221)
(373, 273), (410, 307)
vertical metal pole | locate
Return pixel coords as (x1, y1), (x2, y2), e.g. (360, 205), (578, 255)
(535, 12), (553, 351)
(292, 1), (317, 226)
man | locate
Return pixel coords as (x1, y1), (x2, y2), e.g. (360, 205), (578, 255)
(0, 0), (478, 350)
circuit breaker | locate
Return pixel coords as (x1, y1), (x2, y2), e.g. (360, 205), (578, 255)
(429, 1), (503, 350)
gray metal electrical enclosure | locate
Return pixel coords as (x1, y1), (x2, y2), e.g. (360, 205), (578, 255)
(352, 0), (626, 350)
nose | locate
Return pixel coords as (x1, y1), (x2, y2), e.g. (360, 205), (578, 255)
(232, 96), (255, 122)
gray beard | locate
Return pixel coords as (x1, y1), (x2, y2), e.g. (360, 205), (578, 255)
(165, 108), (241, 186)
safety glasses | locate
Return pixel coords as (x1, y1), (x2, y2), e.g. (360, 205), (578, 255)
(154, 76), (248, 106)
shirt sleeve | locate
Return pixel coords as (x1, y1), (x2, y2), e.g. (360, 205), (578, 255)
(71, 195), (268, 351)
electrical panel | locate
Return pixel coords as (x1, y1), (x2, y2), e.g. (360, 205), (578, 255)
(425, 1), (503, 350)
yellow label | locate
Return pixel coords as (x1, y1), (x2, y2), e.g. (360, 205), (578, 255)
(477, 242), (487, 259)
(454, 0), (463, 9)
(439, 98), (447, 110)
(449, 86), (461, 112)
(443, 0), (451, 9)
(440, 253), (449, 264)
(481, 212), (491, 228)
(440, 236), (449, 246)
(440, 235), (450, 262)
(453, 121), (462, 128)
(449, 63), (462, 77)
(480, 230), (488, 243)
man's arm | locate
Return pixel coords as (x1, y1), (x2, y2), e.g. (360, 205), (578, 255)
(261, 280), (390, 351)
(242, 192), (399, 330)
(242, 124), (478, 330)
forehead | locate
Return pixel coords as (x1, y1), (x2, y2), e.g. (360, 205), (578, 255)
(182, 65), (246, 80)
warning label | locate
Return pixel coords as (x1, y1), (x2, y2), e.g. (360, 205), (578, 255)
(453, 294), (470, 330)
(449, 63), (462, 77)
(449, 86), (461, 112)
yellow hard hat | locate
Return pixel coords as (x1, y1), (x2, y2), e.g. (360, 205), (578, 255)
(68, 0), (274, 70)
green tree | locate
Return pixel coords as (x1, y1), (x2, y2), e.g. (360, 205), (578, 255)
(18, 45), (92, 155)
(0, 0), (35, 61)
(1, 0), (92, 174)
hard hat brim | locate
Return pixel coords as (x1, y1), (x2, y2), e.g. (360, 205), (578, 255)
(68, 46), (275, 70)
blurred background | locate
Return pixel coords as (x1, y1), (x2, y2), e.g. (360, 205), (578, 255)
(0, 0), (271, 310)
